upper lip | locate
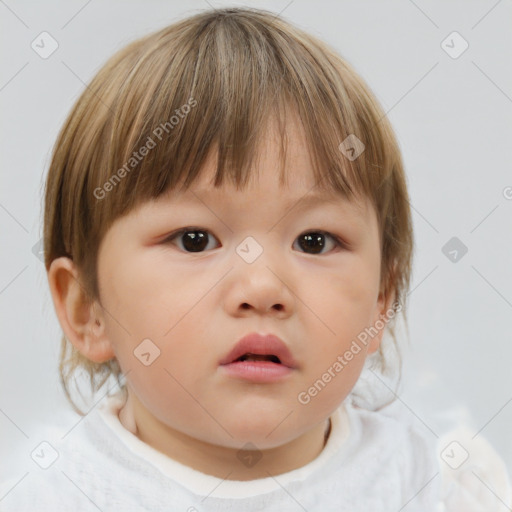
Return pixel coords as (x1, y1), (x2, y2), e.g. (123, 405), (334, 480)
(219, 333), (298, 369)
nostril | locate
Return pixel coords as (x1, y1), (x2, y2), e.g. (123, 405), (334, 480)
(239, 303), (283, 311)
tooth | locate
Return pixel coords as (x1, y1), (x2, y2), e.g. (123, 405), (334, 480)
(242, 354), (280, 363)
(246, 355), (268, 361)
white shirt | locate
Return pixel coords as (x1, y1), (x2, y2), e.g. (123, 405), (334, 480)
(1, 391), (510, 511)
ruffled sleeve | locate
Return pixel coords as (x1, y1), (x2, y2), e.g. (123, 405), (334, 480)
(437, 425), (512, 511)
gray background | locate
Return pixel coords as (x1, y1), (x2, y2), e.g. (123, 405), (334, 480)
(1, 0), (511, 495)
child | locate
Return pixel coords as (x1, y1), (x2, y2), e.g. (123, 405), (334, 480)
(3, 6), (510, 511)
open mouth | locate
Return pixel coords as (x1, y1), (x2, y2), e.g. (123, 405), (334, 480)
(235, 353), (281, 364)
(221, 346), (293, 382)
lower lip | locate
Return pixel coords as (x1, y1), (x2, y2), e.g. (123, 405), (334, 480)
(219, 361), (293, 382)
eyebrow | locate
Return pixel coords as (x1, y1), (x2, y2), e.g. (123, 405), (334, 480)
(163, 188), (366, 225)
(283, 191), (355, 211)
(189, 188), (356, 211)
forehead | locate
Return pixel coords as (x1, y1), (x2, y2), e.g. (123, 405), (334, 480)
(157, 114), (369, 217)
(171, 184), (367, 216)
(149, 180), (373, 242)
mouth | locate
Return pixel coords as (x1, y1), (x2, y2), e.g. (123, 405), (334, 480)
(234, 353), (281, 364)
(219, 333), (296, 382)
(219, 332), (298, 369)
(220, 353), (293, 382)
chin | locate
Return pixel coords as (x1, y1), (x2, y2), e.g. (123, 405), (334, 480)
(226, 422), (301, 449)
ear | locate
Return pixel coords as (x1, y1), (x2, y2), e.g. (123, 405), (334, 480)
(367, 285), (396, 355)
(47, 257), (115, 363)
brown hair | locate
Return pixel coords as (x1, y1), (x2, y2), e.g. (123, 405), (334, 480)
(43, 7), (414, 414)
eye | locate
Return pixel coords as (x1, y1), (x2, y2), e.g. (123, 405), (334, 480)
(163, 228), (344, 255)
(164, 227), (220, 253)
(293, 231), (344, 255)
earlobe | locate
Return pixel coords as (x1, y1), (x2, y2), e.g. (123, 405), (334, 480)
(47, 257), (115, 363)
(367, 287), (395, 355)
(367, 327), (383, 355)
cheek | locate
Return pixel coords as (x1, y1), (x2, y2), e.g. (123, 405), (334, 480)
(100, 253), (200, 337)
(109, 312), (212, 420)
(102, 262), (214, 378)
(310, 265), (379, 333)
(300, 264), (379, 382)
(296, 348), (366, 418)
(110, 304), (217, 435)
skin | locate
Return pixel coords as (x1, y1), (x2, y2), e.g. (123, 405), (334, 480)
(48, 114), (394, 481)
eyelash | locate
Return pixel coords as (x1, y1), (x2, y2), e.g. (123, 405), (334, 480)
(162, 227), (346, 254)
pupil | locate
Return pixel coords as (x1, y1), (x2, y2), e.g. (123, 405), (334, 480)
(180, 231), (326, 254)
(300, 233), (324, 254)
(183, 231), (208, 252)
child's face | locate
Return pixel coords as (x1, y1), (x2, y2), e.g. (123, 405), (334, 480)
(94, 116), (388, 452)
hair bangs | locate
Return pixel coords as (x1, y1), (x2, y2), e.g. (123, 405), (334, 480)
(64, 8), (396, 297)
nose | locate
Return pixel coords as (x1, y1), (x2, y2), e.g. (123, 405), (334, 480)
(225, 251), (295, 318)
(240, 300), (284, 313)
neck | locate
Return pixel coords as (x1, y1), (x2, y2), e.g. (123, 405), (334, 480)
(118, 392), (332, 481)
